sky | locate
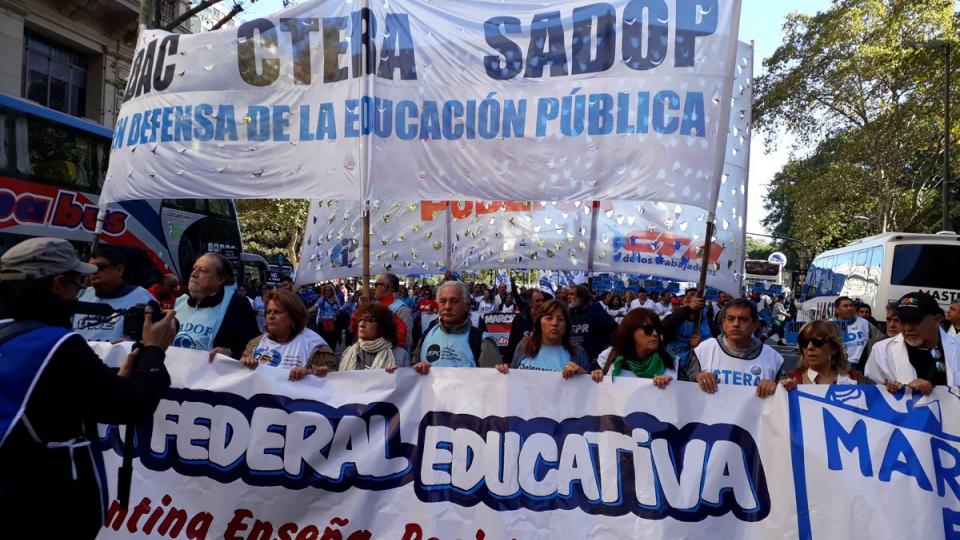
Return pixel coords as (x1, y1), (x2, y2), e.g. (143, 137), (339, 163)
(236, 0), (834, 236)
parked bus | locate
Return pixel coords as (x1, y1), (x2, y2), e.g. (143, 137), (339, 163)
(743, 259), (783, 291)
(0, 93), (244, 286)
(798, 232), (960, 322)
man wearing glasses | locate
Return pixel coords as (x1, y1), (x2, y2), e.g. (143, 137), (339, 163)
(865, 292), (960, 395)
(73, 249), (154, 342)
(373, 273), (413, 353)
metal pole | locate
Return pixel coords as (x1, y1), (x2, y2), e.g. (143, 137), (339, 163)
(691, 220), (716, 337)
(945, 43), (952, 231)
(586, 201), (600, 287)
(362, 201), (371, 297)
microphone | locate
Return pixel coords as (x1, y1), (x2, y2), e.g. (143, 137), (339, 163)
(65, 300), (117, 317)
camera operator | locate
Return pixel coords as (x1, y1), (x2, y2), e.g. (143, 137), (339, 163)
(72, 249), (154, 342)
(0, 237), (178, 538)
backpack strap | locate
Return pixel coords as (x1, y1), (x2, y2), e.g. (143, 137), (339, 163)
(468, 327), (483, 363)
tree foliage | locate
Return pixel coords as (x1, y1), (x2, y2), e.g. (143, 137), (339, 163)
(745, 237), (774, 260)
(236, 199), (309, 265)
(755, 0), (958, 256)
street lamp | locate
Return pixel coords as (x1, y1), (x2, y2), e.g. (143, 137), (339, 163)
(908, 39), (953, 232)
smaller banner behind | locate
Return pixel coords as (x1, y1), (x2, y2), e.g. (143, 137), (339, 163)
(297, 199), (448, 283)
(295, 43), (751, 292)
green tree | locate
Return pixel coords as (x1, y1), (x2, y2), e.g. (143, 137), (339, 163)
(745, 237), (774, 260)
(236, 199), (309, 265)
(755, 0), (958, 253)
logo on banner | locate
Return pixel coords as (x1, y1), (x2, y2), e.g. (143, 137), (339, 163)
(611, 231), (723, 268)
(330, 238), (358, 268)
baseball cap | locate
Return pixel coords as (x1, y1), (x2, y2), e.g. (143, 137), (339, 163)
(0, 237), (98, 280)
(894, 292), (940, 322)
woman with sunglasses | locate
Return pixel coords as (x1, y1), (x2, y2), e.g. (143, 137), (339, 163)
(591, 308), (678, 388)
(496, 300), (590, 378)
(780, 320), (868, 390)
(339, 303), (410, 371)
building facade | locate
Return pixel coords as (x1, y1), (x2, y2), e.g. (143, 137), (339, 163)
(0, 0), (217, 129)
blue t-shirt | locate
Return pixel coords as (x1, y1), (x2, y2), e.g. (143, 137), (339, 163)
(511, 343), (591, 372)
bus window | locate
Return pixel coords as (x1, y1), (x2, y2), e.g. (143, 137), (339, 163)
(0, 112), (7, 170)
(891, 244), (960, 289)
(869, 246), (883, 283)
(21, 114), (105, 189)
(165, 199), (209, 214)
(207, 199), (234, 218)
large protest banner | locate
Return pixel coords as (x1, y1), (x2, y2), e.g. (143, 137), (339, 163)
(100, 0), (742, 206)
(93, 346), (958, 539)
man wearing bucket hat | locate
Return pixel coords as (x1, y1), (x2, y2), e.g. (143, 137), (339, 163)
(864, 292), (960, 395)
(0, 237), (178, 538)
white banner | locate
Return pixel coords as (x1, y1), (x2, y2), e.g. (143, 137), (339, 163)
(101, 0), (742, 205)
(92, 346), (959, 539)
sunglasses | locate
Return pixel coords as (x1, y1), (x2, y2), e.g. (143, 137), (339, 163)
(798, 337), (829, 349)
(638, 324), (659, 335)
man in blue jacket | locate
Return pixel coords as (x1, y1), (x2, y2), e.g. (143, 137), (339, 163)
(0, 237), (178, 538)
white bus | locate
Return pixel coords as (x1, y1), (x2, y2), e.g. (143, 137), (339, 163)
(798, 232), (960, 322)
(743, 260), (783, 291)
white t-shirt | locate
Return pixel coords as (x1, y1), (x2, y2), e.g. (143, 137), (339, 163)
(836, 316), (871, 363)
(629, 298), (657, 312)
(251, 328), (328, 370)
(73, 285), (155, 341)
(693, 338), (784, 387)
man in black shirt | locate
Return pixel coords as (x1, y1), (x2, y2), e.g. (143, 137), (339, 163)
(865, 292), (959, 395)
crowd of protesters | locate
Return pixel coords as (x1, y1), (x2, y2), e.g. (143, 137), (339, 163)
(124, 262), (955, 399)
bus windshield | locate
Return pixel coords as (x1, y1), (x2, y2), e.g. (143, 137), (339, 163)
(891, 244), (960, 289)
(744, 261), (781, 277)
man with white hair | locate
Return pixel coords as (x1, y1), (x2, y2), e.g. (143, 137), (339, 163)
(412, 281), (501, 373)
(866, 292), (960, 395)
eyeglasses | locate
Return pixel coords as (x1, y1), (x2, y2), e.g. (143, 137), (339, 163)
(357, 317), (377, 325)
(798, 337), (829, 348)
(638, 324), (659, 335)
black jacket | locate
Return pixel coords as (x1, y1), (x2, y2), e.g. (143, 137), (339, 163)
(0, 333), (170, 538)
(569, 302), (618, 364)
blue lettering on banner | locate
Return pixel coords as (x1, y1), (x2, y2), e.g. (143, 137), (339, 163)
(98, 388), (770, 521)
(111, 90), (706, 151)
(416, 411), (770, 520)
(789, 385), (960, 539)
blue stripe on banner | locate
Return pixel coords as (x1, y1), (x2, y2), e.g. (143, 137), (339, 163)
(789, 390), (813, 540)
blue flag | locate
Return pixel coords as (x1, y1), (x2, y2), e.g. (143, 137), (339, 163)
(539, 273), (555, 295)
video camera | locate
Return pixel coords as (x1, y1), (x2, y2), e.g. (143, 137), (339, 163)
(69, 299), (163, 341)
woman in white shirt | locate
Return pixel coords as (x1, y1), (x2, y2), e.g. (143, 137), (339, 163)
(477, 288), (499, 314)
(240, 289), (335, 380)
